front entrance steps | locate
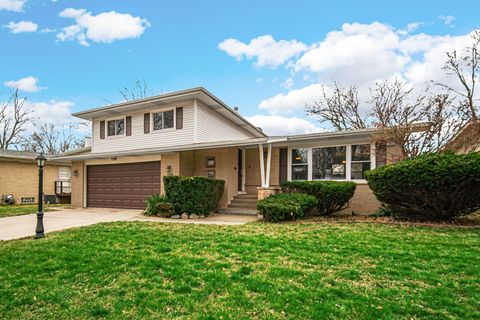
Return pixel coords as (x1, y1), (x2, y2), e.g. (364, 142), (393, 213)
(218, 194), (258, 216)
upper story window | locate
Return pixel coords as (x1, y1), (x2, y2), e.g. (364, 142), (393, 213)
(152, 110), (174, 131)
(107, 119), (124, 136)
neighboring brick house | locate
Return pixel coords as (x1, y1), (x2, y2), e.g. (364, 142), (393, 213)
(444, 120), (480, 154)
(0, 150), (72, 204)
(53, 87), (404, 214)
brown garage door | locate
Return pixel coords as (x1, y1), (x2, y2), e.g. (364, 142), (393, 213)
(87, 161), (161, 209)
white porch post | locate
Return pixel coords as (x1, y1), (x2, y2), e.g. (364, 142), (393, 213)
(258, 144), (265, 187)
(265, 143), (272, 188)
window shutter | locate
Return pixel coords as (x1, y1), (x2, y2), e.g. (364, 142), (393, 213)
(144, 113), (150, 134)
(279, 148), (288, 183)
(176, 107), (183, 129)
(126, 116), (132, 136)
(100, 120), (105, 139)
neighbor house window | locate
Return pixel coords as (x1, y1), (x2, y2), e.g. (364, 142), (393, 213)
(152, 110), (174, 131)
(291, 148), (308, 180)
(107, 119), (124, 136)
(312, 146), (346, 180)
(351, 144), (371, 179)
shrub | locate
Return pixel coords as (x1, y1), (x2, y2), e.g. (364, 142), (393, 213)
(257, 193), (316, 222)
(281, 181), (356, 215)
(144, 194), (175, 217)
(365, 152), (480, 220)
(163, 176), (225, 215)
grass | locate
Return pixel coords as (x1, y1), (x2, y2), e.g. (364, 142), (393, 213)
(0, 204), (67, 218)
(0, 222), (479, 319)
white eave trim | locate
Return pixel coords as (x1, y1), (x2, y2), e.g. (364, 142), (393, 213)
(53, 138), (269, 161)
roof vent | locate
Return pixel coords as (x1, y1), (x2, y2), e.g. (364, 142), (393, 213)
(233, 107), (239, 112)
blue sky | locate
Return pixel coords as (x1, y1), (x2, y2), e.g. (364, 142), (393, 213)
(1, 0), (479, 135)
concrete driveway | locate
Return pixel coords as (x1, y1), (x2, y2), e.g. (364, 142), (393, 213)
(0, 208), (258, 241)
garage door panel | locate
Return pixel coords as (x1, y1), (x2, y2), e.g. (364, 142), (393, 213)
(87, 161), (161, 209)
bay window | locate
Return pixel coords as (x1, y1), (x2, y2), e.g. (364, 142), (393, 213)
(290, 144), (374, 181)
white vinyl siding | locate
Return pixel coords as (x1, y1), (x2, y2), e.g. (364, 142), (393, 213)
(196, 102), (253, 142)
(92, 102), (194, 153)
(91, 100), (255, 154)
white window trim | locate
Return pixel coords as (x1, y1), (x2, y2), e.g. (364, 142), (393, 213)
(287, 143), (375, 184)
(150, 107), (176, 133)
(288, 146), (309, 181)
(105, 116), (126, 139)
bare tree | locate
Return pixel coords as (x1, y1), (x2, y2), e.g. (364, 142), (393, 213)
(307, 79), (469, 159)
(119, 78), (152, 101)
(0, 89), (31, 149)
(437, 30), (480, 121)
(306, 82), (366, 130)
(22, 122), (85, 154)
(370, 80), (469, 158)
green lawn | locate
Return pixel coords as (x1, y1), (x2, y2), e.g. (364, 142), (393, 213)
(0, 222), (479, 319)
(0, 204), (67, 218)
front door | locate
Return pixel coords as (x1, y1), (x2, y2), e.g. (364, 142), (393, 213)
(238, 148), (244, 192)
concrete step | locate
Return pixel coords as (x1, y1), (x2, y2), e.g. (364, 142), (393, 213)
(230, 199), (258, 205)
(218, 208), (257, 216)
(234, 194), (258, 200)
(227, 203), (257, 209)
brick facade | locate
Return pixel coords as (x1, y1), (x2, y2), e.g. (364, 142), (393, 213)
(0, 160), (67, 204)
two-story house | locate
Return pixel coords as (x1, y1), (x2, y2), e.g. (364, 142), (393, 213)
(54, 87), (401, 214)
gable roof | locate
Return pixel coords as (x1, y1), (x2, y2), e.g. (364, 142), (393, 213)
(0, 149), (70, 165)
(73, 87), (266, 138)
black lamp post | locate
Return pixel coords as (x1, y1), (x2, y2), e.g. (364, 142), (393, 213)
(35, 153), (47, 239)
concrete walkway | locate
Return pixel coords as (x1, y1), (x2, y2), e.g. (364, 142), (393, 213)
(0, 208), (258, 241)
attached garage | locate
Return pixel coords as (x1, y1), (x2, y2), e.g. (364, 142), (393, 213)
(87, 161), (161, 209)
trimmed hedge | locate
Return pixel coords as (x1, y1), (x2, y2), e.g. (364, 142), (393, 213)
(257, 193), (316, 222)
(281, 180), (356, 215)
(163, 176), (225, 215)
(365, 152), (480, 220)
(144, 194), (175, 217)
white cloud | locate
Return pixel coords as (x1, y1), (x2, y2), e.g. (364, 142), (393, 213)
(23, 100), (90, 136)
(256, 22), (479, 115)
(4, 21), (38, 34)
(31, 100), (75, 125)
(0, 0), (25, 12)
(246, 114), (326, 135)
(439, 15), (455, 26)
(281, 77), (294, 89)
(295, 22), (410, 84)
(259, 83), (323, 114)
(256, 77), (263, 83)
(4, 76), (45, 92)
(57, 8), (150, 46)
(218, 35), (308, 68)
(40, 27), (56, 33)
(398, 21), (424, 35)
